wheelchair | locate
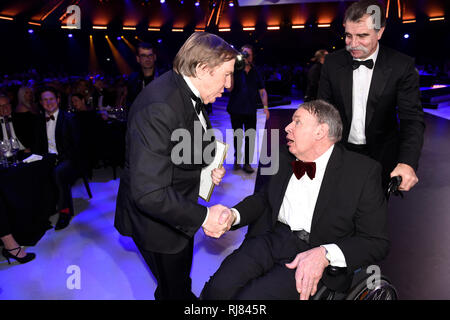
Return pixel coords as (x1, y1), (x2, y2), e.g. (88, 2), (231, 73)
(312, 176), (402, 300)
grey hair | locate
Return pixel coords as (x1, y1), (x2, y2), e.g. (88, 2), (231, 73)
(173, 32), (238, 77)
(299, 99), (343, 142)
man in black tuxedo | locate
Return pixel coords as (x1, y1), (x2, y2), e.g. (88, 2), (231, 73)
(33, 87), (83, 231)
(201, 100), (389, 300)
(318, 0), (424, 191)
(115, 32), (238, 300)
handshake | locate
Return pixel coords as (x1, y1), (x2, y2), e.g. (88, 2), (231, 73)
(202, 204), (237, 238)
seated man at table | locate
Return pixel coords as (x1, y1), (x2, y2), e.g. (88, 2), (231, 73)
(0, 94), (28, 155)
(201, 100), (389, 300)
(32, 87), (84, 231)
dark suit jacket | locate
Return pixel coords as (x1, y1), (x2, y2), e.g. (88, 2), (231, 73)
(233, 144), (389, 281)
(304, 62), (322, 102)
(115, 70), (216, 254)
(32, 109), (83, 171)
(318, 45), (425, 173)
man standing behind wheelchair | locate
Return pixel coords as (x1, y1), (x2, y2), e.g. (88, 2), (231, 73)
(201, 100), (389, 300)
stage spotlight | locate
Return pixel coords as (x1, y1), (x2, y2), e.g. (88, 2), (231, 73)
(117, 36), (121, 40)
(160, 0), (165, 3)
(229, 1), (234, 7)
(28, 29), (34, 34)
(403, 33), (410, 39)
(158, 39), (162, 43)
(195, 1), (200, 7)
(68, 33), (73, 38)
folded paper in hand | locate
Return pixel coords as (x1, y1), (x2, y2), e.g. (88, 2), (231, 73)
(199, 141), (228, 202)
(22, 154), (43, 163)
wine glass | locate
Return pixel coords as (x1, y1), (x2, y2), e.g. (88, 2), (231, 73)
(9, 137), (20, 166)
(0, 140), (10, 168)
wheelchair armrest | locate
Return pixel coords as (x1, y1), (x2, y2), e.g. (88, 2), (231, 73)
(326, 266), (347, 277)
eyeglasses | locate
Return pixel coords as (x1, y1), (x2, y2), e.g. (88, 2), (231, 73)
(139, 54), (154, 59)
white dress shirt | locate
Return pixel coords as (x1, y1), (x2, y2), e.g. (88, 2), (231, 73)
(348, 44), (380, 145)
(46, 109), (59, 155)
(232, 145), (347, 267)
(183, 75), (207, 131)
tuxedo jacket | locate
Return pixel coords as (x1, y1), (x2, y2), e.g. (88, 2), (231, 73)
(32, 110), (83, 170)
(233, 144), (389, 275)
(115, 70), (216, 254)
(318, 45), (425, 173)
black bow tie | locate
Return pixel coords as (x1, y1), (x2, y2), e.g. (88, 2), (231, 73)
(191, 94), (205, 115)
(291, 160), (316, 180)
(46, 114), (55, 122)
(352, 59), (374, 70)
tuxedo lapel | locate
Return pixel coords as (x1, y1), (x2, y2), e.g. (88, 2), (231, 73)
(55, 110), (64, 154)
(310, 145), (344, 233)
(365, 46), (392, 130)
(339, 52), (354, 123)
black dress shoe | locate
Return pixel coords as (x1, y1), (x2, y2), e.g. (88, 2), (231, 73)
(55, 213), (73, 231)
(2, 247), (36, 264)
(243, 164), (255, 173)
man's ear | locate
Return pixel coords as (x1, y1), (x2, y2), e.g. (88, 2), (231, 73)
(316, 123), (328, 140)
(377, 26), (385, 40)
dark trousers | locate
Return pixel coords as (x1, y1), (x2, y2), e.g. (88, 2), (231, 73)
(201, 222), (321, 300)
(137, 238), (197, 300)
(53, 160), (79, 214)
(230, 113), (257, 165)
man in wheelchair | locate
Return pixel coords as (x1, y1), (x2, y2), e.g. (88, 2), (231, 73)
(201, 100), (391, 300)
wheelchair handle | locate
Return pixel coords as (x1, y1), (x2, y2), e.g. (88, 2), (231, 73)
(326, 266), (347, 277)
(386, 175), (403, 200)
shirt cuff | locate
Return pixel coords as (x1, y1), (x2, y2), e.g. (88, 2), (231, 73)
(230, 208), (241, 226)
(321, 244), (347, 267)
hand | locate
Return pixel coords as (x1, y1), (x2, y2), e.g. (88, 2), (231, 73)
(285, 247), (329, 300)
(211, 166), (226, 186)
(203, 204), (235, 238)
(390, 163), (418, 191)
(263, 108), (270, 120)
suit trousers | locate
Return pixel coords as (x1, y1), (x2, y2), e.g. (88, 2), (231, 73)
(137, 238), (197, 300)
(230, 113), (257, 165)
(201, 222), (321, 300)
(53, 160), (79, 214)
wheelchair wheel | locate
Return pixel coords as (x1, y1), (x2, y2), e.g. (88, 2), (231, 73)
(345, 275), (398, 300)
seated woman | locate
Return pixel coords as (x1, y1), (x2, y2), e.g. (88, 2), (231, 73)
(13, 86), (40, 153)
(1, 197), (36, 264)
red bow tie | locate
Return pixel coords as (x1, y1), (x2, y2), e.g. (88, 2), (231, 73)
(46, 115), (55, 122)
(291, 160), (316, 180)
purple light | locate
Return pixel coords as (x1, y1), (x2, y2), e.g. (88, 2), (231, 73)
(404, 33), (410, 39)
(157, 39), (162, 43)
(160, 0), (165, 3)
(68, 33), (73, 38)
(229, 2), (234, 7)
(195, 1), (200, 7)
(28, 29), (34, 34)
(117, 36), (121, 40)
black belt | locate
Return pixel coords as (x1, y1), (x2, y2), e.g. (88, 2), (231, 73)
(293, 229), (310, 244)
